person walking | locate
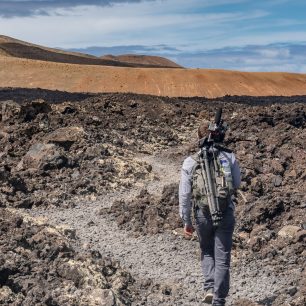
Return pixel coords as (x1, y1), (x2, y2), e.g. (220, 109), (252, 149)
(179, 114), (241, 305)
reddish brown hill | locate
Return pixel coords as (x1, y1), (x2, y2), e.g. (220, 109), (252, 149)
(0, 35), (179, 68)
(1, 35), (306, 97)
(101, 54), (182, 68)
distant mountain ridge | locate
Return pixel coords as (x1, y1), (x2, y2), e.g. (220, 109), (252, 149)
(0, 35), (181, 68)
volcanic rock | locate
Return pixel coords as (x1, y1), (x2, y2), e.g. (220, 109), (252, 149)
(1, 100), (21, 122)
(45, 126), (85, 149)
(17, 142), (65, 171)
(0, 208), (135, 306)
(278, 225), (301, 238)
(104, 183), (182, 235)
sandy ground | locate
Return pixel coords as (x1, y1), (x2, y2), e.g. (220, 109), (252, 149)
(1, 55), (306, 98)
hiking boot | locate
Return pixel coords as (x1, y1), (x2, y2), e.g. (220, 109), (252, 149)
(202, 288), (213, 304)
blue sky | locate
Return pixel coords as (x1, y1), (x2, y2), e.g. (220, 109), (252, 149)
(0, 0), (306, 72)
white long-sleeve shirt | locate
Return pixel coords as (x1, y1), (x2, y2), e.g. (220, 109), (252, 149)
(179, 150), (241, 226)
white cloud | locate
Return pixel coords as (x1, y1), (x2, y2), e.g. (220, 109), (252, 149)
(172, 43), (306, 72)
(1, 0), (306, 72)
(221, 31), (306, 49)
(257, 48), (290, 58)
(0, 0), (269, 48)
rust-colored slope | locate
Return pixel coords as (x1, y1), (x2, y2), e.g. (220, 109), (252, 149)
(1, 56), (306, 97)
(101, 54), (182, 68)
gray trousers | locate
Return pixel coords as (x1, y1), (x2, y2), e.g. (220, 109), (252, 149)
(195, 206), (235, 306)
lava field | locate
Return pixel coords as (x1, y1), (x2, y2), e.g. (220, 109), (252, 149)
(0, 88), (305, 306)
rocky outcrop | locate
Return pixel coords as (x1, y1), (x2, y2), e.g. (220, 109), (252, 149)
(103, 184), (182, 235)
(0, 208), (134, 306)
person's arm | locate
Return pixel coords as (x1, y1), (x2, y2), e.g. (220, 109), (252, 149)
(179, 157), (195, 228)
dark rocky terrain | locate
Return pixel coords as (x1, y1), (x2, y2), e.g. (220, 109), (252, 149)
(104, 184), (181, 235)
(0, 88), (305, 305)
(0, 208), (135, 306)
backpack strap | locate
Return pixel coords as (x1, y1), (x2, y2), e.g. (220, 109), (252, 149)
(214, 144), (232, 154)
(190, 152), (200, 174)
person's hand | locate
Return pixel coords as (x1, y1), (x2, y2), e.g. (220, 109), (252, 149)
(184, 224), (194, 238)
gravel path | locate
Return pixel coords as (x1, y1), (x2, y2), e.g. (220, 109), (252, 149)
(29, 152), (283, 305)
